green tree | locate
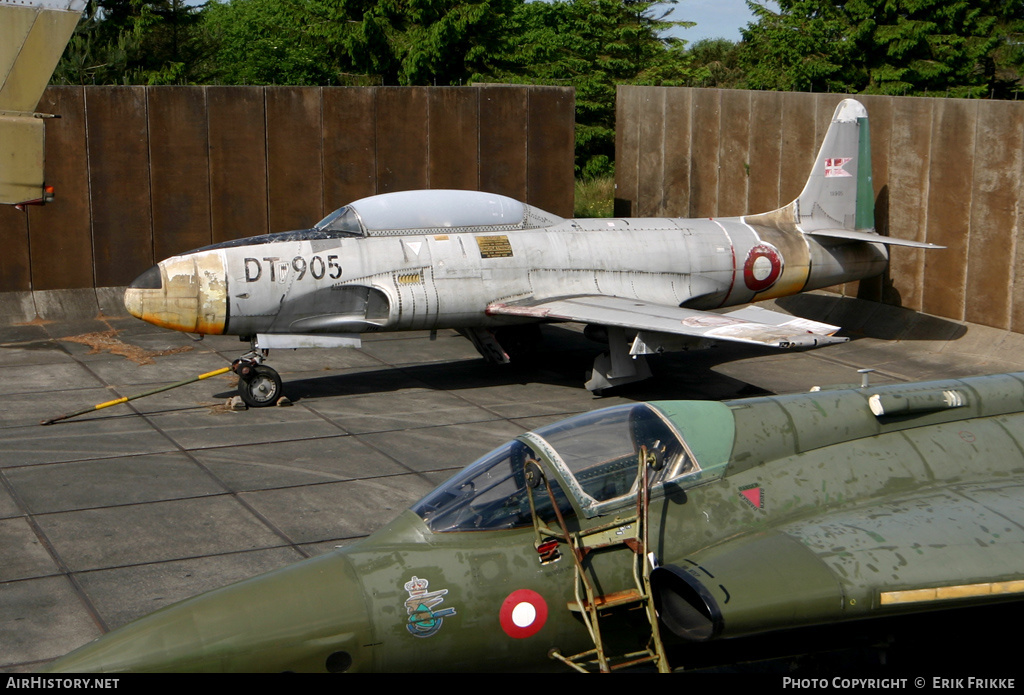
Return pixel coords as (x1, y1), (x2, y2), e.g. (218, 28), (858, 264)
(54, 0), (214, 84)
(740, 0), (1021, 98)
(198, 0), (516, 86)
(685, 38), (745, 88)
(308, 0), (516, 85)
(488, 0), (695, 178)
(202, 0), (334, 85)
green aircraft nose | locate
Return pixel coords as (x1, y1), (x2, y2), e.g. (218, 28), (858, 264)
(46, 551), (371, 673)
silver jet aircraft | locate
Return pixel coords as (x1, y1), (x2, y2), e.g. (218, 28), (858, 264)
(124, 99), (938, 406)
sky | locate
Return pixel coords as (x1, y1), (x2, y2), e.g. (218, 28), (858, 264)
(668, 0), (761, 43)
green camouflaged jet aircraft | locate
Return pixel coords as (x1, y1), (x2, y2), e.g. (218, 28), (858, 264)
(46, 371), (1024, 672)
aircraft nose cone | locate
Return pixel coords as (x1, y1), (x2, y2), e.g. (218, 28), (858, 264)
(123, 265), (162, 320)
(45, 551), (372, 673)
(122, 252), (228, 335)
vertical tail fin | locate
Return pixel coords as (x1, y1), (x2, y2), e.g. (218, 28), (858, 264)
(795, 99), (874, 233)
(743, 98), (873, 235)
(744, 97), (941, 249)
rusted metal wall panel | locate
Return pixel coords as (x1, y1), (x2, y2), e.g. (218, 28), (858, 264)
(778, 92), (817, 205)
(0, 204), (30, 293)
(662, 88), (692, 218)
(479, 86), (528, 202)
(323, 87), (376, 212)
(527, 86), (575, 218)
(716, 90), (750, 218)
(613, 86), (641, 217)
(208, 86), (267, 243)
(267, 87), (324, 233)
(149, 87), (211, 260)
(687, 89), (720, 218)
(966, 100), (1020, 330)
(87, 86), (152, 288)
(376, 87), (428, 194)
(884, 97), (933, 311)
(428, 88), (479, 191)
(636, 87), (666, 217)
(747, 90), (783, 215)
(922, 98), (975, 321)
(30, 86), (92, 291)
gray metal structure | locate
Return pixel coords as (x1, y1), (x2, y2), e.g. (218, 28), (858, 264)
(0, 0), (84, 206)
(123, 99), (940, 406)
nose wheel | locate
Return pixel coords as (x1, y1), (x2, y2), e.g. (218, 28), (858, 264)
(232, 357), (283, 408)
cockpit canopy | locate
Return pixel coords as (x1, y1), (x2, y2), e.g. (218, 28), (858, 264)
(192, 189), (564, 254)
(412, 402), (731, 533)
(315, 189), (564, 238)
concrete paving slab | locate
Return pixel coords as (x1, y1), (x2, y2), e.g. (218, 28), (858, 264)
(142, 405), (345, 450)
(34, 496), (289, 572)
(3, 291), (1024, 672)
(191, 437), (411, 491)
(0, 577), (102, 669)
(75, 547), (305, 631)
(360, 331), (487, 365)
(0, 341), (72, 368)
(0, 488), (19, 519)
(5, 454), (224, 514)
(240, 475), (437, 544)
(80, 351), (234, 387)
(356, 420), (530, 473)
(0, 417), (177, 467)
(0, 518), (60, 582)
(1, 362), (105, 399)
(302, 388), (505, 434)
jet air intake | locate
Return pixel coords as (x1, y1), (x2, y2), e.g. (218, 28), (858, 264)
(651, 532), (847, 642)
(650, 566), (720, 641)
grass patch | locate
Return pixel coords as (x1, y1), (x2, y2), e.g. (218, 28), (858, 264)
(574, 176), (615, 217)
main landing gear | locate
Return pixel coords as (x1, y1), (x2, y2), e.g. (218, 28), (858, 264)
(231, 349), (283, 408)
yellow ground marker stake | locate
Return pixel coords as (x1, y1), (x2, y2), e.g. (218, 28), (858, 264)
(40, 366), (232, 425)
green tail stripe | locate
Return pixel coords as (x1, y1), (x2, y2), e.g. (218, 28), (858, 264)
(855, 116), (874, 231)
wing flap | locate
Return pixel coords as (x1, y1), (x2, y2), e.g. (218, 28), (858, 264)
(486, 295), (847, 349)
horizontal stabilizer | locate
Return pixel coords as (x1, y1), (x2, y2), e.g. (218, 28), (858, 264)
(805, 228), (944, 249)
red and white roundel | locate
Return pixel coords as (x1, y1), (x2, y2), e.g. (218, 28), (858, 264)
(743, 244), (783, 292)
(499, 589), (548, 639)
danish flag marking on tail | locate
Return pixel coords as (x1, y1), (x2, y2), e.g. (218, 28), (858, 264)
(824, 157), (852, 178)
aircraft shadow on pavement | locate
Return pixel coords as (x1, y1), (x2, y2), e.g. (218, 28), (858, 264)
(211, 324), (777, 405)
(774, 293), (968, 342)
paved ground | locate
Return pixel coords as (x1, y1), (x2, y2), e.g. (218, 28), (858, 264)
(2, 291), (1023, 672)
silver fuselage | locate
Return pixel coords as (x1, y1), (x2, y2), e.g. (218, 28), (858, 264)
(129, 216), (886, 338)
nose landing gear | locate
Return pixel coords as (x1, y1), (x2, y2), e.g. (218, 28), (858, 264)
(232, 350), (283, 408)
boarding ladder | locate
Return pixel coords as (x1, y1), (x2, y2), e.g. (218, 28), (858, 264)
(526, 446), (671, 673)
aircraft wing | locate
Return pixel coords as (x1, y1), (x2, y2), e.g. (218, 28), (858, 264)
(486, 296), (848, 349)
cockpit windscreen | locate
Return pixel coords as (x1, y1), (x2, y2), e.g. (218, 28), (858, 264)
(412, 440), (573, 533)
(532, 404), (694, 505)
(412, 403), (695, 532)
